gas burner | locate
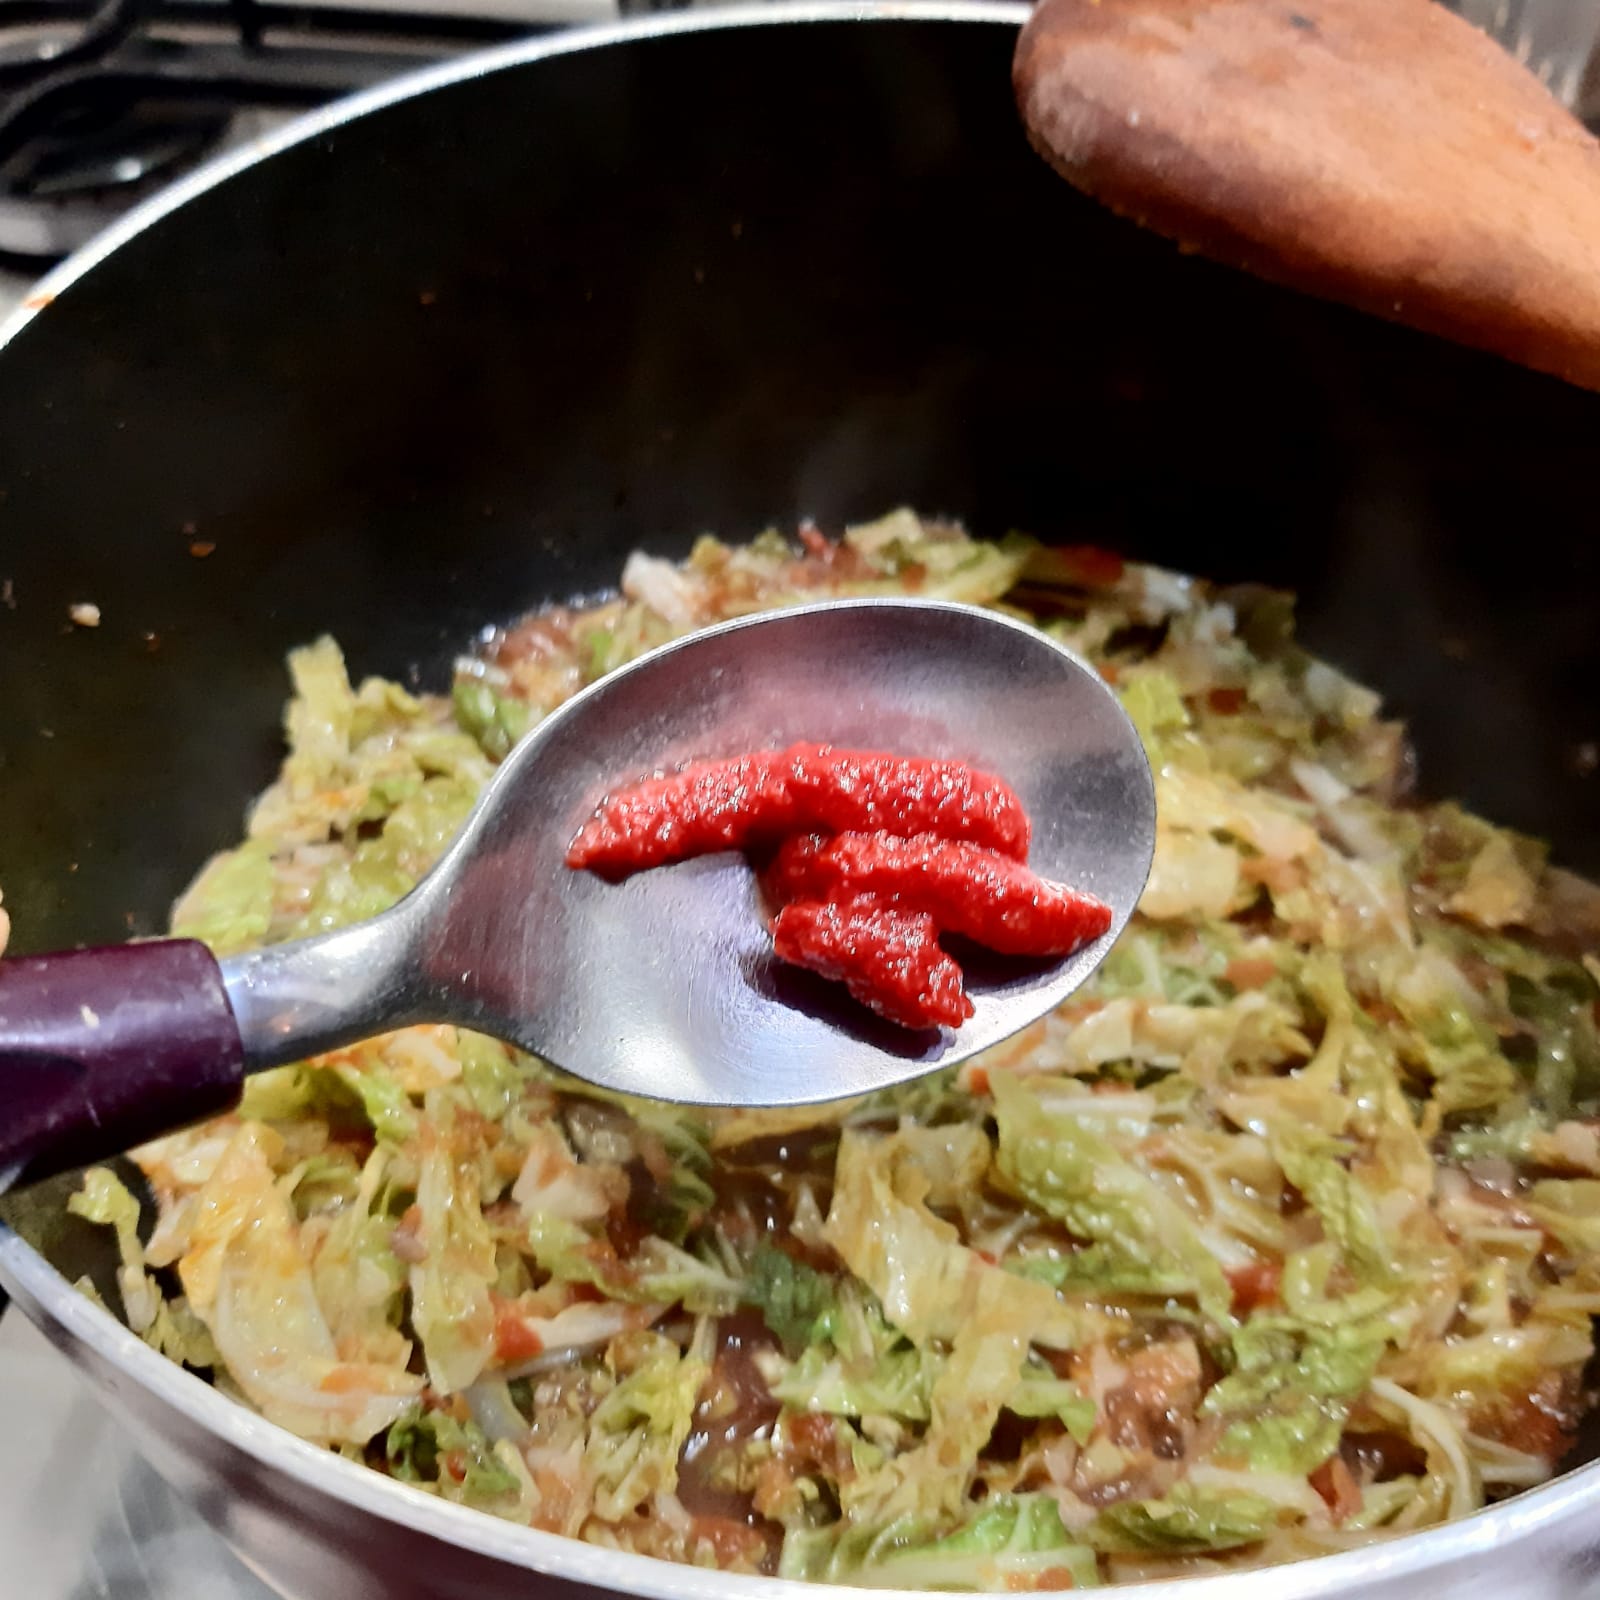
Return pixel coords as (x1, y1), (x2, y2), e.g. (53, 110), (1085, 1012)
(0, 0), (620, 259)
(0, 86), (251, 256)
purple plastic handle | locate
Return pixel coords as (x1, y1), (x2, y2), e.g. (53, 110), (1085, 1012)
(0, 940), (246, 1186)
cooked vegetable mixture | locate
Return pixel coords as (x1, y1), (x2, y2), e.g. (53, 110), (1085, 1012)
(65, 514), (1600, 1588)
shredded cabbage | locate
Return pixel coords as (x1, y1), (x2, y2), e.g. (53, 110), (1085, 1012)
(54, 513), (1600, 1589)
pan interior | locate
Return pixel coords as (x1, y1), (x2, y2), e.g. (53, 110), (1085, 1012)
(0, 2), (1598, 1577)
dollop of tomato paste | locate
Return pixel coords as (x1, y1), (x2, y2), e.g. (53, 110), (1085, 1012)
(565, 743), (1029, 876)
(772, 897), (973, 1030)
(568, 744), (1109, 1031)
(767, 831), (1112, 956)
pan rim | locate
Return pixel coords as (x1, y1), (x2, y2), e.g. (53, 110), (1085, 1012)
(0, 0), (1031, 354)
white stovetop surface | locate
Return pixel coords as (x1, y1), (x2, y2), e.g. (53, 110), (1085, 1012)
(0, 1309), (280, 1598)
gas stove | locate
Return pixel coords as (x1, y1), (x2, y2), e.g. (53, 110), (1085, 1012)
(0, 0), (1594, 275)
(0, 0), (624, 263)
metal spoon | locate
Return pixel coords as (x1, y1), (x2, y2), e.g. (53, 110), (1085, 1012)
(0, 598), (1155, 1186)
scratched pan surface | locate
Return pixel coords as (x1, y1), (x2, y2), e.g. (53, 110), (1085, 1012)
(1, 6), (1599, 1599)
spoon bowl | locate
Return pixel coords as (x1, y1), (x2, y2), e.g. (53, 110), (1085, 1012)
(0, 598), (1154, 1184)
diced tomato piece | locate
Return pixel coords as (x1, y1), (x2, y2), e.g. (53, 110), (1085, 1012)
(492, 1296), (545, 1365)
(1310, 1455), (1362, 1523)
(1224, 956), (1278, 990)
(1038, 544), (1126, 588)
(1488, 1382), (1574, 1465)
(1025, 1569), (1078, 1592)
(318, 1366), (372, 1395)
(1226, 1259), (1282, 1314)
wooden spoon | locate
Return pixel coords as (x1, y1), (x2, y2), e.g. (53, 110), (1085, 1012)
(1014, 0), (1600, 391)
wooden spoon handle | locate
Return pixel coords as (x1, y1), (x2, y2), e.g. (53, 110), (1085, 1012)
(1015, 0), (1600, 390)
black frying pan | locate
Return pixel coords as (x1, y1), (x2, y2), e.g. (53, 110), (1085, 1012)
(0, 10), (1597, 1596)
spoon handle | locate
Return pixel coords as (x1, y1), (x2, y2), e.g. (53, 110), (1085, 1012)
(0, 941), (245, 1188)
(218, 906), (427, 1071)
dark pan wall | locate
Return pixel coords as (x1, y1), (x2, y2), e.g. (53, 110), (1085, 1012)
(0, 17), (1595, 952)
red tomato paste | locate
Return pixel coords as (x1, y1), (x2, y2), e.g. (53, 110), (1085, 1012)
(767, 832), (1112, 956)
(565, 742), (1029, 876)
(568, 744), (1109, 1031)
(772, 898), (973, 1030)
